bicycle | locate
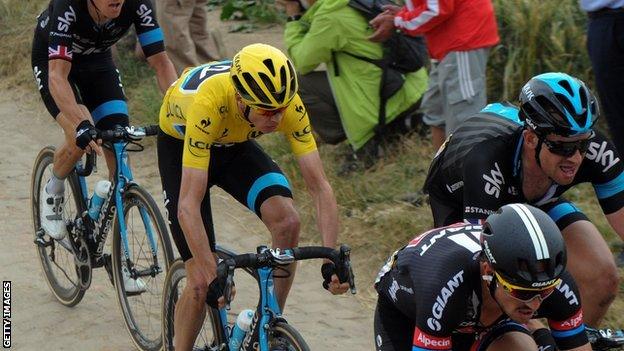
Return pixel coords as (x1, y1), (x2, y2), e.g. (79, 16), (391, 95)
(31, 124), (174, 351)
(162, 244), (356, 350)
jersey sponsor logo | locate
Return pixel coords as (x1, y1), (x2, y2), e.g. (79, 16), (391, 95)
(483, 162), (504, 198)
(136, 4), (155, 27)
(556, 281), (579, 306)
(464, 206), (496, 216)
(39, 15), (49, 29)
(586, 140), (620, 173)
(445, 181), (463, 193)
(550, 309), (583, 330)
(295, 104), (306, 121)
(166, 102), (185, 120)
(387, 277), (414, 302)
(414, 328), (452, 349)
(417, 225), (479, 256)
(48, 45), (73, 60)
(247, 130), (264, 139)
(194, 119), (211, 136)
(292, 124), (312, 142)
(219, 105), (228, 114)
(427, 270), (465, 331)
(187, 137), (210, 157)
(33, 66), (43, 91)
(56, 6), (76, 33)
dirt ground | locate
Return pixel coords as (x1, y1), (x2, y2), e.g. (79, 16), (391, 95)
(0, 9), (374, 351)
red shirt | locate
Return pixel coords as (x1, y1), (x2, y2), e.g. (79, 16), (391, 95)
(394, 0), (500, 60)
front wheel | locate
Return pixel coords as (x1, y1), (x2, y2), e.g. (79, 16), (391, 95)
(162, 259), (224, 351)
(30, 146), (86, 306)
(269, 322), (310, 351)
(112, 184), (174, 351)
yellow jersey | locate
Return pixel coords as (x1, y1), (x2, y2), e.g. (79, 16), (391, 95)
(159, 61), (317, 170)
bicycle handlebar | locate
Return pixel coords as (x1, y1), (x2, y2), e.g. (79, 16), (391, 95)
(74, 124), (159, 177)
(216, 244), (357, 309)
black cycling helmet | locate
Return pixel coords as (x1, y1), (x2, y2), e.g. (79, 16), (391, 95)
(519, 72), (598, 137)
(481, 204), (567, 289)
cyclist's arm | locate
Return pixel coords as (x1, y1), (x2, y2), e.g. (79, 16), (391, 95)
(605, 207), (624, 242)
(48, 59), (84, 128)
(178, 167), (217, 275)
(146, 51), (177, 94)
(296, 150), (338, 249)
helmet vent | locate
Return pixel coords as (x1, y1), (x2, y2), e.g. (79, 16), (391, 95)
(232, 75), (253, 102)
(558, 79), (574, 97)
(263, 59), (276, 77)
(287, 59), (297, 98)
(243, 72), (271, 104)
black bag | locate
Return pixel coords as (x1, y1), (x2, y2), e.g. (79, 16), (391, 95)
(335, 0), (428, 141)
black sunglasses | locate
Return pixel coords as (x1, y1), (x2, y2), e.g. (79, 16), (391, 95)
(541, 135), (592, 157)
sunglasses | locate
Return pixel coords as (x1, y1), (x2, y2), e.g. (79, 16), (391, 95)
(541, 136), (592, 157)
(495, 272), (559, 303)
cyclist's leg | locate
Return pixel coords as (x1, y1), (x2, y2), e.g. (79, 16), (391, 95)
(157, 130), (215, 349)
(32, 54), (89, 238)
(540, 198), (618, 326)
(77, 62), (130, 179)
(214, 141), (297, 311)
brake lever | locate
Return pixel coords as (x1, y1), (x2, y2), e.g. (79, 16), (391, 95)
(340, 245), (357, 295)
(223, 264), (235, 310)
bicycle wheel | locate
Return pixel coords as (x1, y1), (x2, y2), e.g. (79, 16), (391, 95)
(162, 259), (224, 351)
(269, 322), (310, 351)
(31, 146), (86, 306)
(111, 184), (174, 351)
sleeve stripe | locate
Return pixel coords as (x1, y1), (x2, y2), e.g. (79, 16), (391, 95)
(546, 202), (581, 223)
(551, 324), (586, 338)
(594, 171), (624, 199)
(138, 28), (164, 47)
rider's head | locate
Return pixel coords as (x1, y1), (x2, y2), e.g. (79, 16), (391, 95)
(518, 73), (598, 183)
(230, 44), (298, 133)
(88, 0), (125, 20)
(481, 204), (566, 323)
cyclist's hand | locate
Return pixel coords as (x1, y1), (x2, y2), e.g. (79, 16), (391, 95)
(75, 120), (102, 155)
(206, 276), (225, 309)
(216, 285), (236, 309)
(321, 262), (350, 295)
(327, 274), (350, 295)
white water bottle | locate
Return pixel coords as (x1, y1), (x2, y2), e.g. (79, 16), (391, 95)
(229, 309), (255, 351)
(88, 180), (111, 220)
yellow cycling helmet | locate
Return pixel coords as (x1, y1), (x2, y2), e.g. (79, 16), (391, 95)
(230, 43), (298, 110)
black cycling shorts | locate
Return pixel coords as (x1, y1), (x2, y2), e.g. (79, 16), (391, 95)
(31, 30), (129, 130)
(157, 131), (293, 261)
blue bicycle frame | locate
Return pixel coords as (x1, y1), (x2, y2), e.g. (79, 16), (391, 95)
(217, 264), (283, 351)
(76, 142), (158, 263)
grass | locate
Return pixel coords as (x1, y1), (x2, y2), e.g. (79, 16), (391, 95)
(3, 0), (624, 329)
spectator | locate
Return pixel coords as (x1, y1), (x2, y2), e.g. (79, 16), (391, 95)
(370, 0), (500, 150)
(581, 0), (624, 154)
(283, 0), (429, 171)
(157, 0), (220, 73)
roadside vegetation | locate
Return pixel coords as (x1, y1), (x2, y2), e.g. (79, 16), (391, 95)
(2, 0), (622, 326)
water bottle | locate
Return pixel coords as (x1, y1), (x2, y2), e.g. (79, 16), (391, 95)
(229, 309), (254, 351)
(88, 180), (111, 220)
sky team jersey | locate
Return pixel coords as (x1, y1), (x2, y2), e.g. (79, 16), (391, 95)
(159, 61), (317, 170)
(376, 223), (588, 350)
(35, 0), (164, 62)
(423, 103), (624, 221)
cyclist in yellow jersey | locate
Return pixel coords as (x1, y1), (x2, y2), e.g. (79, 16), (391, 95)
(157, 43), (349, 350)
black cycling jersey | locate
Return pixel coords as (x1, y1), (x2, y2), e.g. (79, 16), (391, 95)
(374, 223), (588, 350)
(423, 103), (624, 225)
(33, 0), (164, 64)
